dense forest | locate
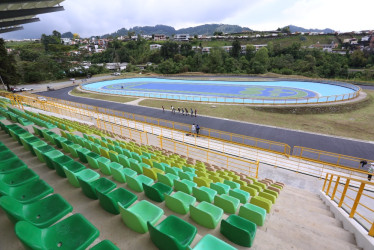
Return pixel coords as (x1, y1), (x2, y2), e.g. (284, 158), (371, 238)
(1, 31), (374, 86)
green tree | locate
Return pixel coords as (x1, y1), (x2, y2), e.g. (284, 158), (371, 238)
(350, 50), (367, 67)
(0, 39), (19, 90)
(160, 41), (179, 59)
(251, 47), (269, 74)
(245, 45), (256, 61)
(230, 39), (241, 58)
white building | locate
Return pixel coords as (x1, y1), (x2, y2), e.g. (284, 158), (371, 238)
(174, 34), (190, 41)
(150, 44), (162, 50)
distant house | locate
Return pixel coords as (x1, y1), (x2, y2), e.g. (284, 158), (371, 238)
(105, 63), (128, 71)
(202, 47), (212, 54)
(174, 34), (190, 41)
(150, 44), (162, 50)
(309, 41), (337, 52)
(370, 36), (374, 50)
(253, 44), (267, 51)
(154, 34), (166, 41)
(222, 46), (232, 53)
(61, 38), (72, 45)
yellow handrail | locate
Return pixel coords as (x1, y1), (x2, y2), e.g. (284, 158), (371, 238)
(322, 173), (374, 237)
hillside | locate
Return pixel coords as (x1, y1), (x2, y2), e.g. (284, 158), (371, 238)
(101, 24), (252, 37)
(287, 25), (334, 33)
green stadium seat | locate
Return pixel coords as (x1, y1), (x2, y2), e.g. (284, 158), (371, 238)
(86, 152), (101, 169)
(192, 234), (236, 250)
(157, 173), (179, 187)
(189, 201), (223, 229)
(78, 177), (117, 200)
(0, 168), (38, 187)
(263, 188), (278, 198)
(0, 179), (53, 204)
(119, 200), (164, 234)
(153, 162), (165, 171)
(143, 167), (164, 180)
(63, 167), (100, 188)
(223, 179), (240, 189)
(118, 154), (130, 168)
(110, 162), (137, 183)
(0, 157), (27, 174)
(76, 147), (91, 163)
(0, 194), (72, 228)
(98, 188), (137, 214)
(192, 186), (217, 203)
(193, 176), (212, 187)
(34, 145), (55, 163)
(238, 203), (266, 226)
(68, 144), (82, 158)
(97, 157), (112, 175)
(148, 215), (197, 250)
(250, 196), (272, 213)
(220, 214), (257, 247)
(15, 213), (99, 250)
(174, 179), (197, 195)
(214, 194), (240, 214)
(126, 174), (154, 192)
(143, 182), (173, 202)
(229, 188), (250, 204)
(258, 191), (276, 204)
(210, 182), (230, 195)
(43, 150), (65, 169)
(165, 191), (196, 214)
(178, 171), (196, 181)
(241, 185), (258, 197)
(54, 159), (86, 178)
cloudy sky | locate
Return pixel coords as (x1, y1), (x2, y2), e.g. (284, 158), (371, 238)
(2, 0), (373, 39)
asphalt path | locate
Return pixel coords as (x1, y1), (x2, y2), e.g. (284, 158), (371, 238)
(37, 86), (374, 161)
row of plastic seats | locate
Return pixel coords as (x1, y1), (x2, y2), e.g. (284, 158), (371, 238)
(0, 134), (117, 249)
(28, 124), (241, 249)
(7, 108), (57, 129)
(0, 107), (34, 127)
(36, 112), (109, 137)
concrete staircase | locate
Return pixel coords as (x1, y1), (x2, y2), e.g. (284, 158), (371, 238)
(254, 186), (359, 250)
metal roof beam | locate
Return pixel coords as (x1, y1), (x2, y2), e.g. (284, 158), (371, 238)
(0, 17), (40, 28)
(0, 26), (23, 34)
(0, 0), (55, 4)
(0, 6), (64, 19)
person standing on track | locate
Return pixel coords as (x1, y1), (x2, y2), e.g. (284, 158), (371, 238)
(190, 108), (194, 117)
(185, 108), (189, 116)
(162, 105), (164, 112)
(194, 108), (197, 117)
(191, 123), (196, 136)
(368, 163), (374, 181)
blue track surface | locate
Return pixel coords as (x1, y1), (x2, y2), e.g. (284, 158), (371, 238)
(83, 78), (358, 104)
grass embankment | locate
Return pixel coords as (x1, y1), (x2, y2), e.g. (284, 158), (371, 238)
(139, 90), (374, 141)
(70, 88), (137, 103)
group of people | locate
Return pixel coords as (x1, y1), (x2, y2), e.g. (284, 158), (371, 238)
(162, 105), (197, 117)
(360, 160), (374, 181)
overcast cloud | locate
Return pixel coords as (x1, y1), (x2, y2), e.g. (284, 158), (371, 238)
(1, 0), (373, 39)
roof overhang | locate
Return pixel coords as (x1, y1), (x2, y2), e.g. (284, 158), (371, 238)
(0, 0), (65, 34)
